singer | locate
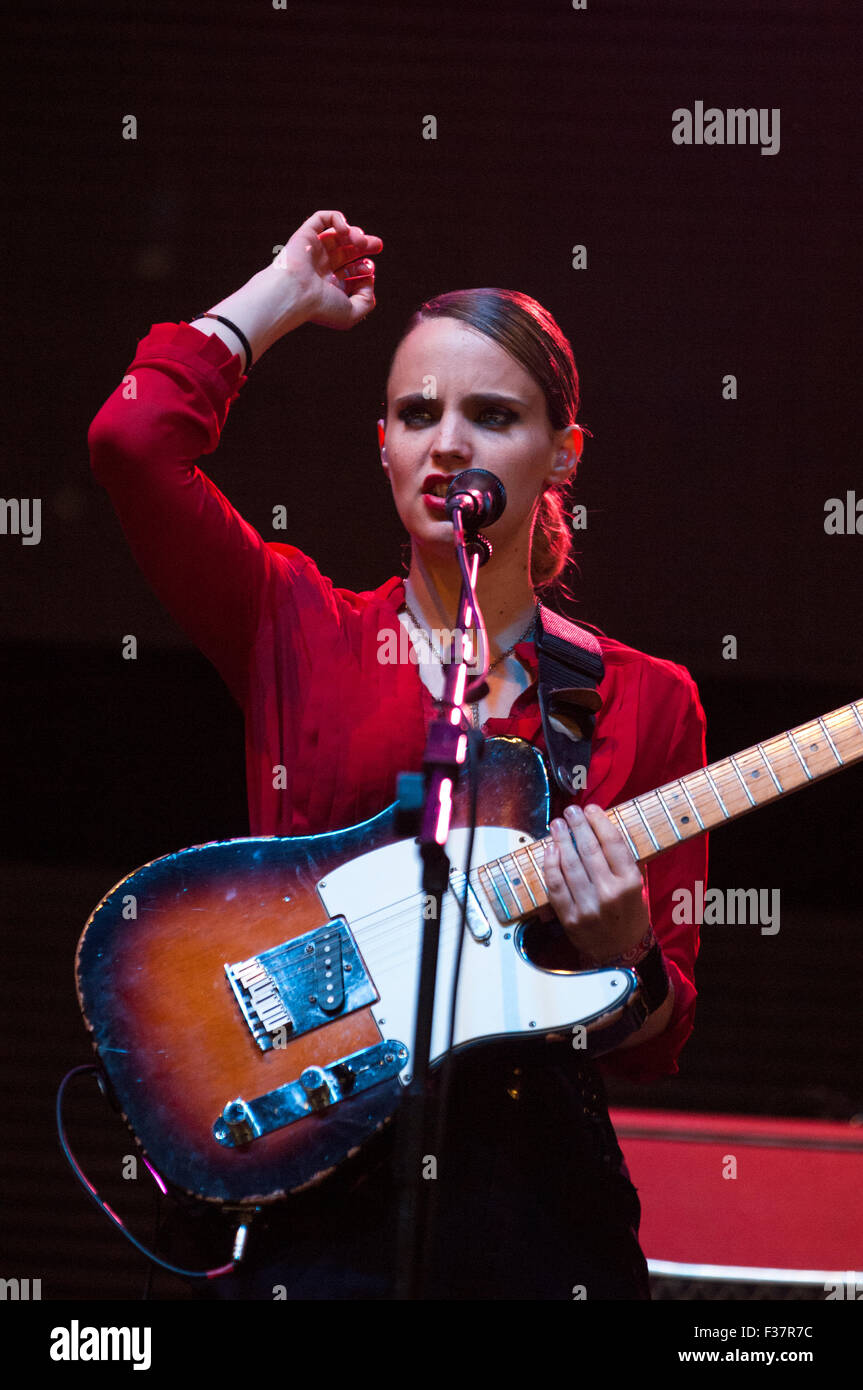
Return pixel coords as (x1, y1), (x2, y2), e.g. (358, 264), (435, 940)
(87, 209), (707, 1301)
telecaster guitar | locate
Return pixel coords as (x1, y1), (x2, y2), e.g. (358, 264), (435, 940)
(76, 703), (863, 1204)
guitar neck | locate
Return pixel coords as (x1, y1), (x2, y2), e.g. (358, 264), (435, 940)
(474, 699), (863, 922)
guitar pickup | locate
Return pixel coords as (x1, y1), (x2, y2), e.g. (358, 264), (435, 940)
(314, 925), (346, 1013)
(225, 917), (376, 1051)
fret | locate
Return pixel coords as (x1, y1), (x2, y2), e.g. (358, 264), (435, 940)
(677, 776), (706, 831)
(497, 857), (522, 912)
(786, 729), (813, 780)
(609, 807), (639, 860)
(510, 849), (538, 908)
(632, 798), (661, 852)
(655, 787), (683, 841)
(472, 699), (862, 894)
(817, 715), (843, 766)
(826, 706), (863, 764)
(524, 842), (546, 899)
(755, 741), (784, 792)
(738, 746), (783, 804)
(477, 864), (509, 919)
(729, 754), (756, 807)
(702, 765), (730, 818)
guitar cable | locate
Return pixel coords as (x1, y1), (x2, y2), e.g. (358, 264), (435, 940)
(56, 1064), (238, 1282)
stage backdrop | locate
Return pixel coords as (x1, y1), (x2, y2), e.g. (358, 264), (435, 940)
(1, 0), (860, 1306)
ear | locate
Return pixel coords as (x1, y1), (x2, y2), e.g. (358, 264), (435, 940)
(546, 424), (583, 484)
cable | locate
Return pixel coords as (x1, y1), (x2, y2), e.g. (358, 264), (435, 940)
(56, 1065), (235, 1281)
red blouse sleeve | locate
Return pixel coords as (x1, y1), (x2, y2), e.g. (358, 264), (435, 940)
(87, 322), (269, 705)
(600, 664), (708, 1084)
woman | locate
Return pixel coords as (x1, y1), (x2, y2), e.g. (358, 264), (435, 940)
(88, 209), (707, 1300)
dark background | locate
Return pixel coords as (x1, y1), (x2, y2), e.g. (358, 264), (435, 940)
(2, 0), (860, 1302)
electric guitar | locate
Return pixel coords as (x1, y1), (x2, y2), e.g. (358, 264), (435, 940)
(76, 702), (863, 1205)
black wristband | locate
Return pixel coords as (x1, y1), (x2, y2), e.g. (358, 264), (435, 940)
(188, 313), (252, 374)
(634, 940), (671, 1014)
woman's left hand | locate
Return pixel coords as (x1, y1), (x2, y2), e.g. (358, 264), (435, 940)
(543, 803), (651, 965)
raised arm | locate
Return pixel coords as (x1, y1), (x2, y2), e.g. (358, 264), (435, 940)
(87, 211), (383, 703)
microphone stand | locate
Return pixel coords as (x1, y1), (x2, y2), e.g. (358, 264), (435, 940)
(392, 506), (493, 1302)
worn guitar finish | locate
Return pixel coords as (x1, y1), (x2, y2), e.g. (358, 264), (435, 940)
(77, 738), (638, 1205)
(77, 701), (863, 1206)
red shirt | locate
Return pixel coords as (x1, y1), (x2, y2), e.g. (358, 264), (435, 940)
(88, 321), (708, 1084)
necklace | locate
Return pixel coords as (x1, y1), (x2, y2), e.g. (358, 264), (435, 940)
(401, 593), (539, 727)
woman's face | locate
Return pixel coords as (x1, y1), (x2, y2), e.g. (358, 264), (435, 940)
(381, 317), (580, 555)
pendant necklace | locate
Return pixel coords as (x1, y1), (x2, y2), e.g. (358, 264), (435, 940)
(402, 593), (538, 727)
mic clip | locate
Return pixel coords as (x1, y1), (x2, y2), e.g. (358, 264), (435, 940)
(463, 532), (492, 566)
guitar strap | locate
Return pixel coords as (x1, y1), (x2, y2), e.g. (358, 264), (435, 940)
(534, 613), (673, 1023)
(535, 604), (605, 798)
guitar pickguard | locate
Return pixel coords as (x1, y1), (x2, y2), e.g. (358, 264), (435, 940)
(317, 827), (636, 1081)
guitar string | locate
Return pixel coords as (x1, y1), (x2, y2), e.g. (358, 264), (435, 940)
(259, 711), (860, 969)
(251, 712), (862, 996)
(622, 722), (858, 842)
(260, 847), (548, 982)
(331, 724), (832, 967)
(259, 896), (487, 989)
(285, 723), (850, 979)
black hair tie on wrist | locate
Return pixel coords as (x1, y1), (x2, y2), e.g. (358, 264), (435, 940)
(189, 313), (253, 374)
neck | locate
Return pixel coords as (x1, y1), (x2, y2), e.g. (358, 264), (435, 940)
(405, 539), (538, 660)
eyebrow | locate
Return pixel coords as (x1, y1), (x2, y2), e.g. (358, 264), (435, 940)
(392, 391), (529, 409)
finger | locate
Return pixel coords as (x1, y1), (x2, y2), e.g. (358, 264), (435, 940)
(561, 804), (617, 891)
(336, 256), (375, 284)
(546, 818), (592, 900)
(342, 280), (377, 324)
(582, 803), (642, 879)
(541, 829), (573, 908)
(544, 822), (604, 935)
(319, 236), (381, 280)
(329, 234), (383, 272)
(303, 209), (350, 238)
(345, 222), (383, 255)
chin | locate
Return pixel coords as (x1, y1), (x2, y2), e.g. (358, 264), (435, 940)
(410, 527), (457, 556)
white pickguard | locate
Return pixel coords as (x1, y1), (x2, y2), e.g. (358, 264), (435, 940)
(317, 827), (634, 1080)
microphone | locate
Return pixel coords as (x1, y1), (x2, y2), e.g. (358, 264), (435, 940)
(444, 470), (506, 526)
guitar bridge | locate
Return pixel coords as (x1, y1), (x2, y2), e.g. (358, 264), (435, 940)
(213, 1040), (408, 1147)
(225, 917), (376, 1051)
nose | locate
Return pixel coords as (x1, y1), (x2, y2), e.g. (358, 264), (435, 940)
(429, 409), (472, 466)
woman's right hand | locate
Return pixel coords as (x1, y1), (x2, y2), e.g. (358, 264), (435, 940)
(273, 210), (383, 331)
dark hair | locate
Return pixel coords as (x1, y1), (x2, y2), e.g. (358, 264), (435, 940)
(386, 288), (582, 595)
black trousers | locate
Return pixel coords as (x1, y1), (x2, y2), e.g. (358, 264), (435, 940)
(158, 1046), (650, 1301)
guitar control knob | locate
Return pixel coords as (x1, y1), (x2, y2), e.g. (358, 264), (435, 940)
(299, 1066), (339, 1111)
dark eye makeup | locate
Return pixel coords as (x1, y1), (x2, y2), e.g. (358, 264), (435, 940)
(396, 402), (518, 427)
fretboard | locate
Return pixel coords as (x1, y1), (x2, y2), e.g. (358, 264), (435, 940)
(473, 699), (863, 923)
